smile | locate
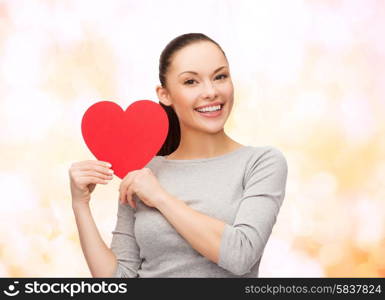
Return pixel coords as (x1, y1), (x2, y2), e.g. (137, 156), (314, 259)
(194, 104), (224, 118)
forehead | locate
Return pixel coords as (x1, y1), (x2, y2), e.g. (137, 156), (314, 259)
(169, 41), (227, 73)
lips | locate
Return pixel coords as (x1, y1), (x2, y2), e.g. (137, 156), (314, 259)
(194, 101), (224, 110)
(194, 104), (224, 113)
(194, 103), (224, 118)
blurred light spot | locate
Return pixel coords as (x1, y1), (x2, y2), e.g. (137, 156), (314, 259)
(309, 5), (353, 52)
(339, 94), (376, 144)
(318, 243), (344, 267)
(2, 91), (62, 143)
(353, 198), (384, 247)
(0, 172), (39, 212)
(290, 91), (328, 121)
(308, 171), (338, 198)
(260, 237), (324, 277)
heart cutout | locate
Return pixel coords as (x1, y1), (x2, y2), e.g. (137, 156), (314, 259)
(81, 100), (169, 179)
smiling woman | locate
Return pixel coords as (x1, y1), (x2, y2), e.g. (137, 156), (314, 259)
(107, 33), (289, 278)
(155, 33), (239, 159)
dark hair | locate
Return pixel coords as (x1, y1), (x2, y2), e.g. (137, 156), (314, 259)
(156, 33), (227, 156)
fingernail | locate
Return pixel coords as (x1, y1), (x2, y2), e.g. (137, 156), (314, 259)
(106, 162), (112, 167)
(108, 169), (114, 174)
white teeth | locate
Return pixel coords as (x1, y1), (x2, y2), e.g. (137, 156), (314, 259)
(196, 105), (222, 112)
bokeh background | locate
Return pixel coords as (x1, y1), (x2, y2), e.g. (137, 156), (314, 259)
(1, 0), (384, 277)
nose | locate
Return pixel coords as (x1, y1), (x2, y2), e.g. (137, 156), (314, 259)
(200, 80), (218, 99)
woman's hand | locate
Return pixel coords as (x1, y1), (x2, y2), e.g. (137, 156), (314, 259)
(119, 167), (168, 209)
(69, 160), (114, 206)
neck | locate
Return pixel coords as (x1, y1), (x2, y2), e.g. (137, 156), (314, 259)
(167, 127), (243, 160)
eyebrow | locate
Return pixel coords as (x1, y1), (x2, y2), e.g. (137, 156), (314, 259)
(178, 65), (228, 77)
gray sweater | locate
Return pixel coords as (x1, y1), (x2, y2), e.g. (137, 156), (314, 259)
(110, 145), (288, 277)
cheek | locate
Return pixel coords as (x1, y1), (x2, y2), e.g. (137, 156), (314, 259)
(222, 82), (234, 96)
(179, 88), (200, 101)
(174, 91), (199, 111)
(171, 95), (196, 118)
(172, 85), (195, 100)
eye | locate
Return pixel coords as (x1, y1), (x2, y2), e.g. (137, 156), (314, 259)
(184, 79), (196, 85)
(215, 74), (228, 80)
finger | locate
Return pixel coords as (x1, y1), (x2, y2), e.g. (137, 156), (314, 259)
(120, 183), (127, 205)
(119, 173), (132, 191)
(119, 181), (124, 203)
(119, 172), (134, 197)
(128, 184), (137, 209)
(125, 184), (135, 208)
(91, 160), (112, 167)
(122, 170), (137, 181)
(91, 165), (114, 176)
(81, 160), (112, 168)
(78, 176), (109, 186)
(78, 170), (113, 180)
(119, 181), (123, 203)
(119, 188), (124, 204)
(79, 165), (113, 176)
(98, 161), (112, 168)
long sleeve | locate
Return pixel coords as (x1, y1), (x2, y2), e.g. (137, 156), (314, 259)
(217, 147), (288, 275)
(110, 200), (142, 277)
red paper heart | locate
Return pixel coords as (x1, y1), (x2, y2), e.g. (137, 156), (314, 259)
(81, 100), (169, 179)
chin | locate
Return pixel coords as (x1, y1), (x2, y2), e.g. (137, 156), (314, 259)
(201, 123), (226, 134)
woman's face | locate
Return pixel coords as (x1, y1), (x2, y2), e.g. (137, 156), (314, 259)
(162, 41), (234, 134)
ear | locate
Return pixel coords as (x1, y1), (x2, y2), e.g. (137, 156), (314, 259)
(156, 85), (172, 106)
